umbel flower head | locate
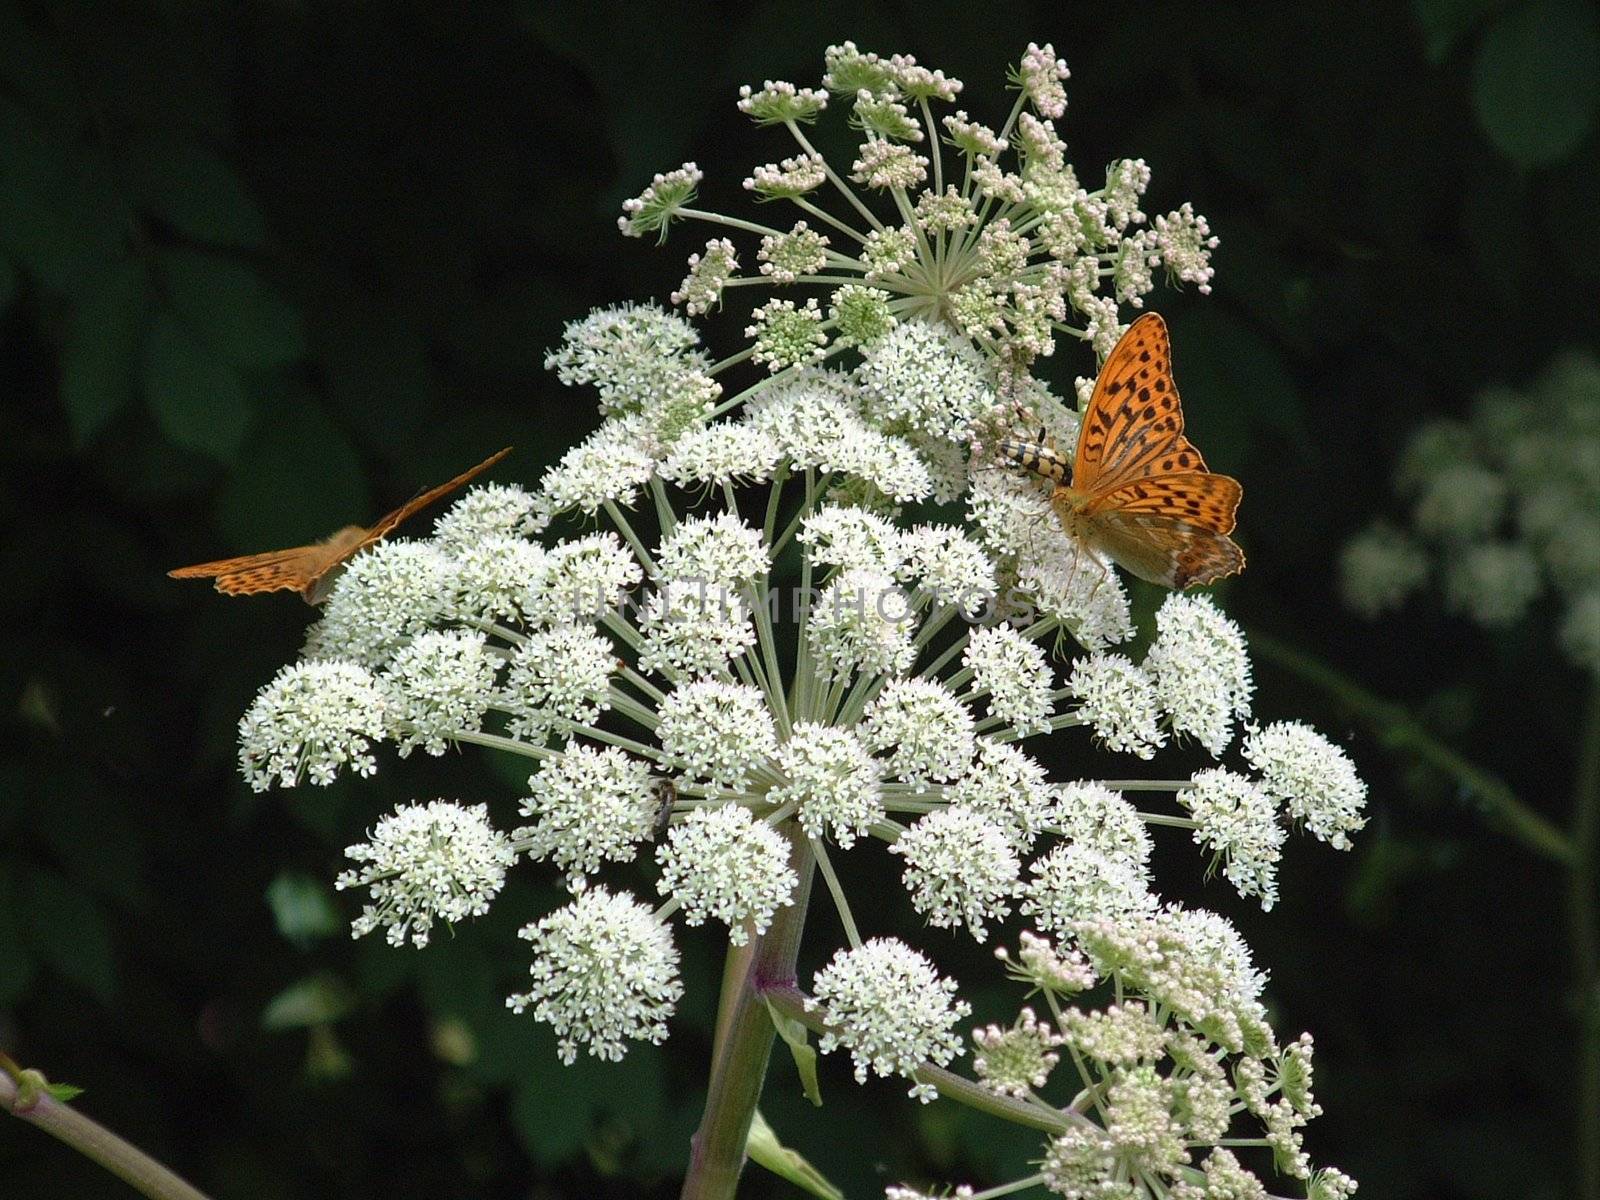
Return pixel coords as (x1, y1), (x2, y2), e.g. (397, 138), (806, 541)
(336, 801), (516, 947)
(625, 41), (1217, 369)
(223, 39), (1359, 1200)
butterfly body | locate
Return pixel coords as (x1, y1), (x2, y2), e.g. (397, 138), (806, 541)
(998, 313), (1243, 590)
(169, 447), (512, 602)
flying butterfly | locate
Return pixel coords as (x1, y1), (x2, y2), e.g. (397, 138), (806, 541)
(169, 447), (513, 604)
(998, 313), (1243, 589)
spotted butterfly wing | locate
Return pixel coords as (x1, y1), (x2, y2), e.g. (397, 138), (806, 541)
(1071, 313), (1243, 588)
(166, 531), (365, 598)
(169, 447), (512, 602)
(1074, 474), (1244, 588)
(1075, 313), (1208, 492)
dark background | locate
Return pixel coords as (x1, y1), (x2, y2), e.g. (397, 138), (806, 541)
(2, 1), (1597, 1197)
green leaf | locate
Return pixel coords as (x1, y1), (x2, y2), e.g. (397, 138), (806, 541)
(1412, 0), (1512, 62)
(509, 1042), (670, 1166)
(746, 1110), (843, 1200)
(766, 997), (822, 1106)
(1472, 0), (1600, 168)
(303, 1025), (353, 1081)
(261, 972), (357, 1029)
(61, 258), (148, 446)
(265, 872), (343, 948)
(511, 1073), (591, 1163)
(158, 247), (305, 370)
(142, 308), (251, 461)
(44, 1083), (84, 1103)
(0, 100), (128, 294)
(17, 864), (115, 1003)
(124, 137), (266, 249)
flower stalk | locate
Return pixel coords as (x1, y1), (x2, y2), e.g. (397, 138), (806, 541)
(684, 829), (816, 1200)
(0, 1060), (213, 1200)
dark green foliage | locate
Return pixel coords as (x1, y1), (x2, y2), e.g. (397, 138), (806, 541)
(1471, 0), (1600, 168)
(0, 2), (1595, 1198)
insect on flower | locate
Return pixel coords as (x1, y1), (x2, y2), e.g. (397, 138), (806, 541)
(998, 313), (1243, 589)
(650, 777), (677, 840)
(169, 447), (513, 604)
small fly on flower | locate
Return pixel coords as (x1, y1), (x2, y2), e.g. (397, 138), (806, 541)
(651, 777), (677, 839)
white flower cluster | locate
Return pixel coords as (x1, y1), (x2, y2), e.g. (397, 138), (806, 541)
(656, 805), (798, 944)
(238, 661), (386, 791)
(625, 41), (1217, 369)
(808, 938), (970, 1102)
(1065, 593), (1252, 758)
(218, 40), (1361, 1200)
(940, 913), (1353, 1200)
(336, 801), (515, 947)
(507, 887), (683, 1064)
(1057, 598), (1361, 911)
(1343, 351), (1600, 674)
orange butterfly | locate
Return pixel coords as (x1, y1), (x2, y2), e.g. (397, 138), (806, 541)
(169, 447), (512, 604)
(999, 313), (1243, 589)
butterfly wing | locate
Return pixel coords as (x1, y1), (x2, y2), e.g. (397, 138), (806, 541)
(356, 446), (513, 550)
(167, 543), (343, 597)
(302, 448), (512, 603)
(1077, 472), (1245, 589)
(1074, 313), (1208, 496)
(1065, 313), (1244, 589)
(169, 448), (511, 603)
(1081, 471), (1241, 532)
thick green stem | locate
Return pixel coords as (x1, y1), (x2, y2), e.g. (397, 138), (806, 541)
(682, 828), (816, 1200)
(1250, 630), (1574, 865)
(0, 1067), (213, 1200)
(709, 940), (759, 1070)
(1573, 683), (1600, 1200)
